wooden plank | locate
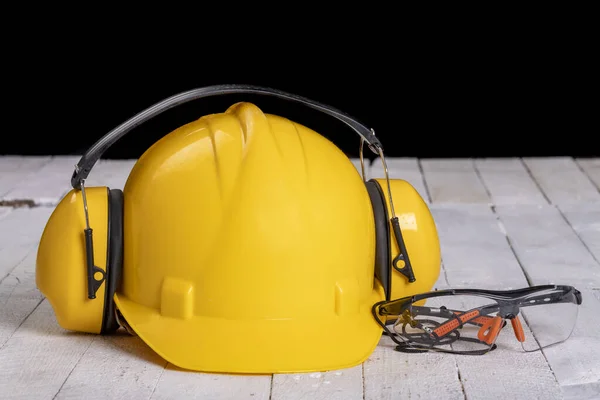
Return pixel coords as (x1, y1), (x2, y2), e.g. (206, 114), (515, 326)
(0, 251), (44, 348)
(523, 157), (600, 205)
(495, 204), (600, 288)
(576, 158), (600, 192)
(420, 159), (490, 204)
(2, 156), (80, 205)
(150, 364), (271, 400)
(364, 335), (465, 400)
(370, 157), (430, 203)
(555, 203), (600, 398)
(0, 156), (51, 197)
(54, 335), (168, 400)
(544, 289), (600, 400)
(474, 158), (548, 205)
(271, 366), (362, 400)
(0, 206), (10, 219)
(431, 204), (530, 289)
(0, 205), (163, 400)
(0, 300), (96, 399)
(0, 207), (54, 347)
(362, 243), (462, 399)
(1, 157), (137, 204)
(0, 207), (52, 249)
(362, 260), (461, 399)
(0, 244), (36, 282)
(495, 204), (600, 396)
(430, 203), (564, 399)
(0, 156), (50, 173)
(1, 158), (598, 399)
(457, 329), (564, 400)
(59, 337), (272, 399)
(559, 202), (600, 265)
(0, 207), (53, 280)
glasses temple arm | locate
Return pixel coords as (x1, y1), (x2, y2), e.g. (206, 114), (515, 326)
(516, 291), (581, 309)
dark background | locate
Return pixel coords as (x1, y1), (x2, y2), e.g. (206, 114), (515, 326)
(3, 21), (595, 161)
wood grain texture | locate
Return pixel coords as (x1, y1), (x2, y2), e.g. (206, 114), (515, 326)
(559, 202), (600, 270)
(0, 207), (11, 219)
(0, 156), (51, 197)
(495, 204), (600, 288)
(431, 204), (528, 289)
(370, 157), (430, 203)
(474, 158), (548, 205)
(430, 203), (563, 400)
(54, 335), (168, 400)
(554, 202), (600, 398)
(546, 289), (600, 400)
(0, 207), (52, 280)
(150, 365), (271, 400)
(421, 159), (490, 204)
(364, 336), (465, 400)
(495, 204), (600, 398)
(272, 366), (362, 400)
(1, 156), (599, 399)
(523, 157), (600, 205)
(576, 158), (600, 192)
(1, 156), (79, 205)
(0, 156), (140, 205)
(0, 300), (96, 400)
(0, 251), (44, 348)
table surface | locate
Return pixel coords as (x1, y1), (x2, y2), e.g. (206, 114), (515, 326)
(0, 155), (599, 400)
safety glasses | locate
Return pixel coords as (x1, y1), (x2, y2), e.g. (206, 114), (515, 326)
(372, 285), (582, 355)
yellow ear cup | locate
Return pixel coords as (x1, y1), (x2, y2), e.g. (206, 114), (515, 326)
(373, 178), (441, 300)
(36, 187), (110, 333)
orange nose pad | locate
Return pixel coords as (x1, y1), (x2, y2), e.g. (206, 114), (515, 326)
(510, 316), (525, 342)
(477, 316), (503, 345)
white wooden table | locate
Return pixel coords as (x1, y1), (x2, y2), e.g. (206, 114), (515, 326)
(1, 155), (599, 400)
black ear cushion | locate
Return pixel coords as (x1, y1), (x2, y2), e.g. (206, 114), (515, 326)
(365, 180), (391, 301)
(101, 188), (124, 334)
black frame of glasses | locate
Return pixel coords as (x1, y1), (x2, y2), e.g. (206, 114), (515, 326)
(371, 284), (583, 355)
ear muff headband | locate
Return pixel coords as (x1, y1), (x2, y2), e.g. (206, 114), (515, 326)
(71, 84), (384, 189)
(72, 85), (416, 313)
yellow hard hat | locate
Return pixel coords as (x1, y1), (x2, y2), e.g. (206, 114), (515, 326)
(36, 85), (440, 374)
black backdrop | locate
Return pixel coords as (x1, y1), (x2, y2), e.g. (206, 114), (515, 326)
(4, 39), (595, 160)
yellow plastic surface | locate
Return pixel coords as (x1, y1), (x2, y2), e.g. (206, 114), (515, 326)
(374, 178), (441, 301)
(115, 102), (386, 373)
(36, 187), (109, 333)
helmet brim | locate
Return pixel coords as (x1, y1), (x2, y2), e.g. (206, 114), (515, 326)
(113, 283), (385, 374)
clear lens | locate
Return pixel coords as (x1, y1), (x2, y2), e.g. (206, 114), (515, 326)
(519, 300), (579, 352)
(390, 295), (504, 354)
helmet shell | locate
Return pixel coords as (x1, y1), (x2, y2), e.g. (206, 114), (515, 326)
(114, 102), (385, 373)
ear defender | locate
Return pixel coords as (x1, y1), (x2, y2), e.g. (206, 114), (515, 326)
(36, 186), (123, 334)
(366, 177), (441, 302)
(36, 85), (442, 373)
